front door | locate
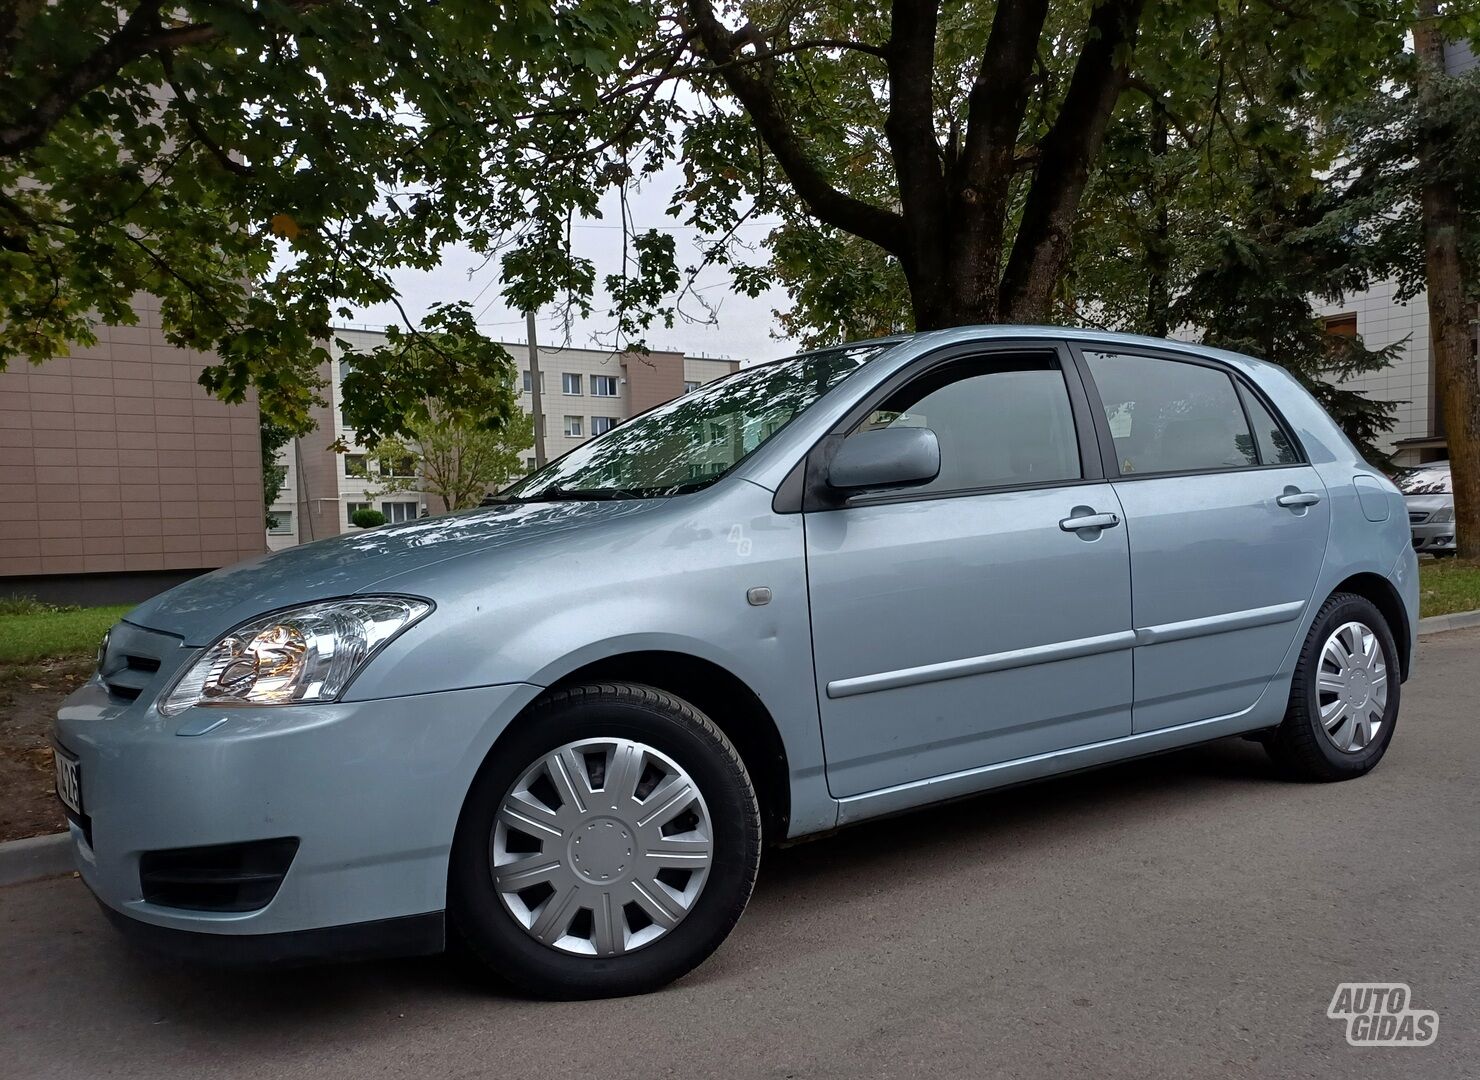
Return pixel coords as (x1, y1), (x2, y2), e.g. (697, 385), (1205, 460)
(804, 348), (1136, 799)
(1078, 348), (1332, 732)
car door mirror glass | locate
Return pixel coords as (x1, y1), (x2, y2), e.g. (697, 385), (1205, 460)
(827, 427), (941, 491)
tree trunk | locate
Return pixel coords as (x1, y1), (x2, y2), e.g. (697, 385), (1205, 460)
(1415, 10), (1480, 560)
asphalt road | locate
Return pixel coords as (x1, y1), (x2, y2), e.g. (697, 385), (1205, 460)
(4, 630), (1478, 1080)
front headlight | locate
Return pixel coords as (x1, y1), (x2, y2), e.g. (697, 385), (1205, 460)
(159, 597), (431, 716)
(1430, 507), (1454, 523)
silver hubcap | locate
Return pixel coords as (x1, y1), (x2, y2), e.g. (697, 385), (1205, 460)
(1316, 621), (1389, 753)
(492, 738), (712, 956)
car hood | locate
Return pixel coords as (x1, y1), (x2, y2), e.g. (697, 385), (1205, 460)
(1404, 493), (1453, 514)
(125, 500), (663, 645)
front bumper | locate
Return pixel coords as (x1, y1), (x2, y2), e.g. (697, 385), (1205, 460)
(55, 673), (539, 948)
(1410, 522), (1457, 553)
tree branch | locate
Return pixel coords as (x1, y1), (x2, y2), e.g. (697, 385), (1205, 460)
(157, 48), (254, 177)
(998, 0), (1147, 321)
(957, 0), (1050, 186)
(882, 0), (947, 273)
(682, 0), (903, 255)
(0, 0), (330, 158)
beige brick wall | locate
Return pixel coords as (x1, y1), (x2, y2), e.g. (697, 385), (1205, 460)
(0, 295), (265, 581)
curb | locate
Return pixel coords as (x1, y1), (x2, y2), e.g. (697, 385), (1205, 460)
(0, 831), (74, 888)
(1417, 608), (1480, 635)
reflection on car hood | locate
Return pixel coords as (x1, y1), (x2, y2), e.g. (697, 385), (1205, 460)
(125, 500), (661, 645)
(1403, 493), (1454, 513)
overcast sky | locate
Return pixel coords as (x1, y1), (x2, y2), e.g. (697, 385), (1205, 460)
(343, 164), (801, 366)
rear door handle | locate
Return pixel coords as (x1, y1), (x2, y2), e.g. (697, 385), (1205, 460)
(1059, 511), (1120, 533)
(1276, 491), (1321, 508)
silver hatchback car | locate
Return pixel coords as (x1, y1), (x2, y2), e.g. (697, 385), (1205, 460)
(56, 327), (1418, 997)
(1398, 465), (1457, 555)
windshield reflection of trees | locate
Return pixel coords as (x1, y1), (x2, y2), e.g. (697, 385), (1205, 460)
(505, 344), (886, 500)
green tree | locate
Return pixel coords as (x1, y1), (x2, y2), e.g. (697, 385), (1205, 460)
(373, 408), (536, 512)
(1336, 6), (1480, 553)
(0, 0), (646, 434)
(340, 305), (529, 511)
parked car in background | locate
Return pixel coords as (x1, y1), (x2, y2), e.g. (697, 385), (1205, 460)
(1397, 465), (1456, 555)
(57, 327), (1418, 998)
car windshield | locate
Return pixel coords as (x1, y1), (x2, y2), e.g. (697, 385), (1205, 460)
(501, 342), (889, 500)
(1396, 469), (1451, 495)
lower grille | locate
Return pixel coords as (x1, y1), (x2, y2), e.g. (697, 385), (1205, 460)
(1408, 511), (1430, 524)
(139, 838), (299, 912)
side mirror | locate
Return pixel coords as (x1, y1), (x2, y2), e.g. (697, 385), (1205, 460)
(827, 426), (940, 491)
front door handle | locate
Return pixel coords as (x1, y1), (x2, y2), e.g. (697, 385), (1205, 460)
(1059, 510), (1120, 534)
(1276, 491), (1321, 508)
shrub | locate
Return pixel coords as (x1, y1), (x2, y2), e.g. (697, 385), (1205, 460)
(350, 508), (387, 529)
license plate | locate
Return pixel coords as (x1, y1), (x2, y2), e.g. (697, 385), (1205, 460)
(54, 748), (82, 816)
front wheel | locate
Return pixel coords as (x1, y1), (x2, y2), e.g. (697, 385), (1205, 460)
(1265, 592), (1400, 781)
(449, 683), (761, 998)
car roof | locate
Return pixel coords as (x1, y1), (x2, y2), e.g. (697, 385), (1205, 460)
(862, 325), (1291, 381)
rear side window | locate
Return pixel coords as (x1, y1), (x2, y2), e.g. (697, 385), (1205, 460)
(1086, 352), (1258, 475)
(857, 354), (1081, 494)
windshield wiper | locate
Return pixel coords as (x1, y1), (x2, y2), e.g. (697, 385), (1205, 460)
(523, 485), (649, 502)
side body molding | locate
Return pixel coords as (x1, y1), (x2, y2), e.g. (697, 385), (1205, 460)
(825, 600), (1306, 700)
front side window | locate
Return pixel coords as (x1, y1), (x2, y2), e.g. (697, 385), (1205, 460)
(504, 343), (887, 500)
(563, 373), (582, 395)
(1086, 352), (1257, 475)
(591, 375), (619, 397)
(850, 354), (1081, 494)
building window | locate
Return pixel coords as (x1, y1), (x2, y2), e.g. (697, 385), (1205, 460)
(683, 380), (701, 394)
(522, 370), (546, 393)
(564, 415), (584, 437)
(590, 415), (616, 436)
(1323, 313), (1358, 337)
(563, 372), (583, 395)
(525, 457), (538, 472)
(344, 454), (368, 478)
(380, 452), (418, 478)
(265, 463), (288, 491)
(267, 510), (294, 536)
(381, 501), (420, 523)
(591, 375), (619, 397)
(346, 501), (370, 524)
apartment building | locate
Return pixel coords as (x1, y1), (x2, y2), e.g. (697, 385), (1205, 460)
(0, 295), (266, 603)
(267, 330), (738, 549)
(1314, 38), (1479, 468)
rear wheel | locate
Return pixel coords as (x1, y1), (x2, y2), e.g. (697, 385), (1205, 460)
(449, 683), (761, 998)
(1265, 593), (1400, 781)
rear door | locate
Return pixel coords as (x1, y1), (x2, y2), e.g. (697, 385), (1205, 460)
(1074, 347), (1331, 732)
(804, 344), (1135, 798)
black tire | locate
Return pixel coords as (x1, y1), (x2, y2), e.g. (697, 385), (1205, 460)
(449, 683), (761, 998)
(1265, 592), (1401, 781)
